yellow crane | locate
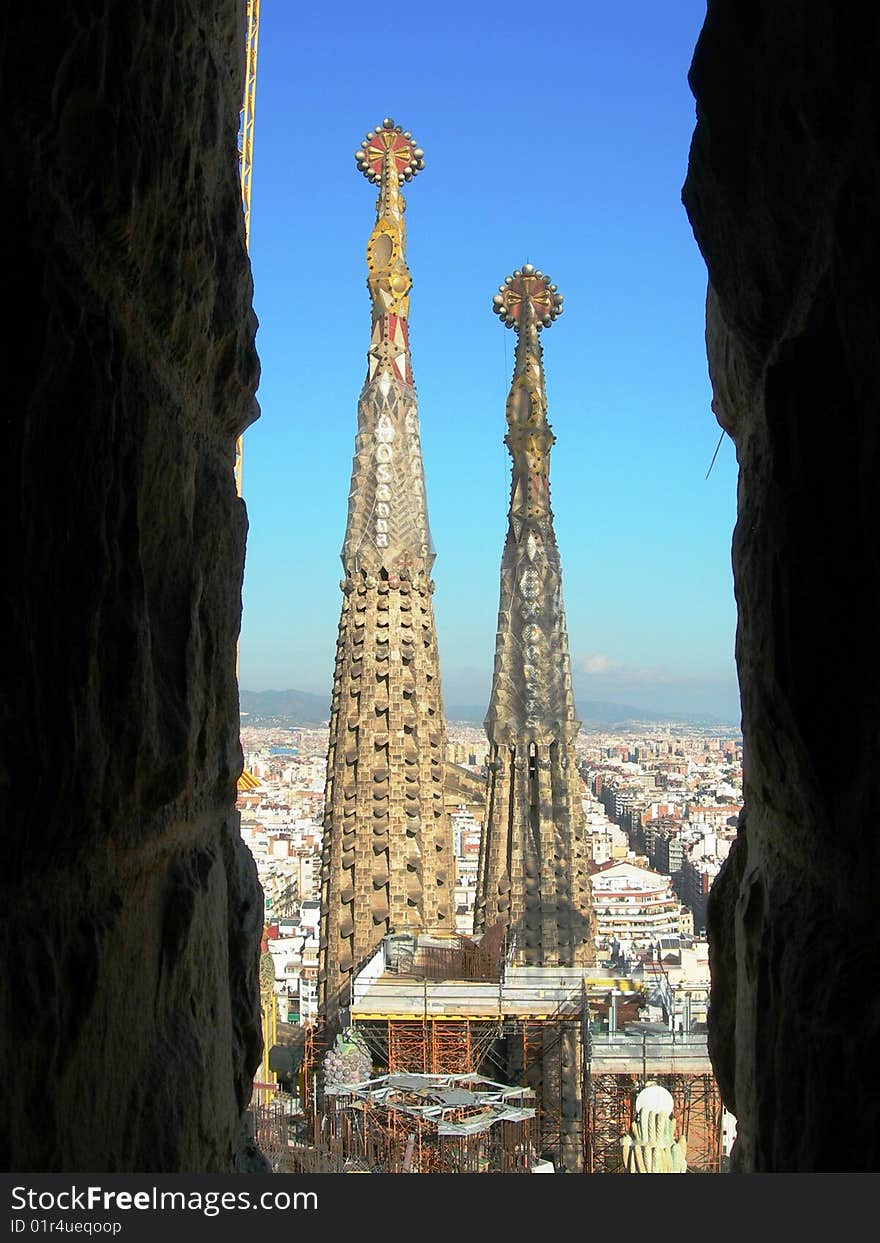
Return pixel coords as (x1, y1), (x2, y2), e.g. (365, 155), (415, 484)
(237, 9), (272, 1090)
(235, 0), (260, 497)
(236, 1), (259, 726)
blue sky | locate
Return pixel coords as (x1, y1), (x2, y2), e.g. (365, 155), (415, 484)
(239, 0), (741, 723)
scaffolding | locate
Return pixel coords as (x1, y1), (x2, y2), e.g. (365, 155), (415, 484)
(499, 1014), (582, 1166)
(251, 1089), (290, 1170)
(356, 1016), (503, 1077)
(584, 1072), (637, 1173)
(295, 1013), (723, 1173)
(298, 934), (725, 1173)
(301, 1020), (328, 1118)
(320, 1074), (537, 1174)
(353, 1007), (582, 1170)
(666, 1073), (723, 1172)
(583, 1069), (722, 1172)
(353, 1017), (724, 1172)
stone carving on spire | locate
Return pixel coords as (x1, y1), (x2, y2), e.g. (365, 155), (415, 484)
(475, 265), (596, 967)
(319, 120), (453, 1022)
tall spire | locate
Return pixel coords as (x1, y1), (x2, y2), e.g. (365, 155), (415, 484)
(319, 119), (454, 1022)
(475, 265), (595, 967)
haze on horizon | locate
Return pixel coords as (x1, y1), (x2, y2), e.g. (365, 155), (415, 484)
(238, 1), (740, 727)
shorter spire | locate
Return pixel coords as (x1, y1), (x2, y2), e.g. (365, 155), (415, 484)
(484, 262), (578, 741)
(476, 264), (595, 974)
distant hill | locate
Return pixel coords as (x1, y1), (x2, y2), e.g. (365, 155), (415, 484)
(241, 688), (734, 729)
(447, 700), (730, 727)
(239, 688), (330, 724)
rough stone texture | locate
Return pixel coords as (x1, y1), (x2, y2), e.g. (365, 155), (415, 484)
(2, 2), (263, 1170)
(683, 2), (880, 1170)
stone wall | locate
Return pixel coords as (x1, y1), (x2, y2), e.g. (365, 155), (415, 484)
(1, 1), (263, 1170)
(683, 2), (880, 1169)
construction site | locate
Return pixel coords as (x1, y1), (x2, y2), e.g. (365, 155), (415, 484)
(252, 930), (724, 1174)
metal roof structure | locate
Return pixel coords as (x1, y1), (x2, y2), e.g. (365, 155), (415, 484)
(324, 1071), (535, 1137)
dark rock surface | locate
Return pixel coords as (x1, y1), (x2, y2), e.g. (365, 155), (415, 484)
(2, 1), (262, 1170)
(684, 1), (880, 1170)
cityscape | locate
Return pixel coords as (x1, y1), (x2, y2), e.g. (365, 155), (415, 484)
(241, 716), (742, 1028)
(241, 708), (742, 1172)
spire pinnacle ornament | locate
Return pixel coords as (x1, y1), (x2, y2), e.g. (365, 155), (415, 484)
(354, 117), (425, 184)
(492, 264), (563, 330)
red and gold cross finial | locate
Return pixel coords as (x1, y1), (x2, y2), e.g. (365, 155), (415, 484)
(355, 117), (425, 183)
(492, 264), (564, 331)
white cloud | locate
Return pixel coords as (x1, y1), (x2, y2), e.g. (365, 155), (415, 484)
(576, 653), (677, 684)
(569, 653), (741, 719)
(578, 652), (617, 675)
